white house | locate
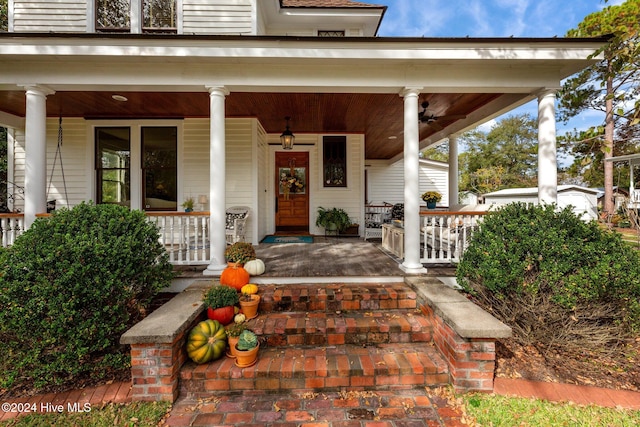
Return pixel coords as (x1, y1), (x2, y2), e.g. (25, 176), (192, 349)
(0, 0), (606, 274)
(483, 185), (599, 221)
(366, 158), (449, 207)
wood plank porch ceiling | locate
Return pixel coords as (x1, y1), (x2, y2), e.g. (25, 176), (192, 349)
(0, 91), (500, 159)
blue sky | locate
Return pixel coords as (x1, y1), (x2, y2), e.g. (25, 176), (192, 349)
(374, 0), (623, 135)
(375, 0), (620, 39)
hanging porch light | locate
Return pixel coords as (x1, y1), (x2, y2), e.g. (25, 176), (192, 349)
(280, 116), (295, 150)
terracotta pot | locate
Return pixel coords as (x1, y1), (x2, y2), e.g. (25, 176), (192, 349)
(239, 294), (260, 320)
(207, 305), (235, 325)
(234, 343), (259, 368)
(226, 335), (239, 358)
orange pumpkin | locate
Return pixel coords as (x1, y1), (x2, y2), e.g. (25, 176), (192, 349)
(220, 265), (250, 291)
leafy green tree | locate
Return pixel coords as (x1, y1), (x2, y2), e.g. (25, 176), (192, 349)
(0, 0), (7, 32)
(559, 0), (640, 215)
(420, 142), (449, 162)
(458, 114), (538, 194)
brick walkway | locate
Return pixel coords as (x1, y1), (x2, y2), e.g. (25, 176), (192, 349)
(0, 381), (132, 422)
(2, 379), (639, 425)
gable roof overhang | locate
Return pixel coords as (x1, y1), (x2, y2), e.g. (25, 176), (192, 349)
(262, 0), (386, 36)
(0, 33), (607, 160)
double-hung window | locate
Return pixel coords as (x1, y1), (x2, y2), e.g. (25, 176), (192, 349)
(95, 0), (176, 33)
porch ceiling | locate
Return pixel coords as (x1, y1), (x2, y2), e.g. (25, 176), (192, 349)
(0, 90), (500, 159)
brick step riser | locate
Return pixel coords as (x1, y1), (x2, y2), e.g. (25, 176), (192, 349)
(248, 313), (433, 346)
(180, 344), (450, 397)
(255, 283), (418, 314)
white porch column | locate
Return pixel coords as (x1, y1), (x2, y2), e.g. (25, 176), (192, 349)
(204, 86), (229, 276)
(23, 85), (53, 228)
(448, 134), (459, 206)
(537, 89), (558, 205)
(400, 88), (427, 274)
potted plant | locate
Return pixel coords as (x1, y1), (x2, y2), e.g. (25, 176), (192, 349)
(182, 197), (195, 212)
(225, 321), (247, 358)
(315, 207), (352, 233)
(421, 191), (442, 209)
(234, 329), (259, 367)
(224, 242), (256, 266)
(239, 292), (260, 320)
(203, 284), (239, 325)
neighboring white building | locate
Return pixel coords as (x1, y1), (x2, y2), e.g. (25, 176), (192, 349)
(483, 185), (599, 221)
(366, 159), (449, 207)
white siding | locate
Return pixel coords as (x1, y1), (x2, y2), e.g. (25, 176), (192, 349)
(182, 118), (210, 204)
(483, 187), (598, 221)
(255, 121), (268, 242)
(182, 0), (254, 35)
(45, 118), (90, 208)
(10, 129), (25, 213)
(13, 0), (87, 32)
(310, 134), (364, 235)
(183, 118), (260, 243)
(365, 159), (449, 207)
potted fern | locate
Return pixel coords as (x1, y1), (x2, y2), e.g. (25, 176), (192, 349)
(315, 207), (351, 233)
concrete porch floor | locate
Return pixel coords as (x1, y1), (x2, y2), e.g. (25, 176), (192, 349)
(172, 237), (456, 288)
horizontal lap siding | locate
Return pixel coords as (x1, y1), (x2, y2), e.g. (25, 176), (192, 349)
(182, 0), (254, 35)
(226, 119), (256, 242)
(182, 119), (210, 203)
(366, 159), (449, 206)
(256, 123), (268, 242)
(11, 130), (26, 213)
(312, 134), (364, 234)
(45, 118), (89, 207)
(13, 0), (87, 32)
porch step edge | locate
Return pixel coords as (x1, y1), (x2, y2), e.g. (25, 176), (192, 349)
(248, 310), (433, 346)
(179, 342), (449, 397)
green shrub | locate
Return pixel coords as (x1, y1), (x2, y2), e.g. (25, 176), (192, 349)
(203, 284), (240, 309)
(0, 203), (173, 392)
(457, 203), (640, 350)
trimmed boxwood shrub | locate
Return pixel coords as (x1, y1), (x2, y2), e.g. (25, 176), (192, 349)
(457, 202), (640, 350)
(0, 203), (173, 392)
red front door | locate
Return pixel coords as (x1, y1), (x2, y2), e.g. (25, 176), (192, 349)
(275, 152), (309, 233)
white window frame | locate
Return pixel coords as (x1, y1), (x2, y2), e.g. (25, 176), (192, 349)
(87, 119), (183, 211)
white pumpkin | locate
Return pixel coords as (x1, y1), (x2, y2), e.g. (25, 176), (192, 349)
(244, 259), (265, 276)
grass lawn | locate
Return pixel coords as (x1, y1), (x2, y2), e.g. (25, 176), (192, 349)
(462, 393), (640, 427)
(0, 401), (170, 427)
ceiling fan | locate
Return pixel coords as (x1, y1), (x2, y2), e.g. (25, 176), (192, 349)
(418, 101), (467, 128)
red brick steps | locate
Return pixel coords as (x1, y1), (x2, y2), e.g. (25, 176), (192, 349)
(179, 282), (450, 397)
(180, 343), (449, 397)
(249, 310), (432, 346)
(258, 282), (419, 313)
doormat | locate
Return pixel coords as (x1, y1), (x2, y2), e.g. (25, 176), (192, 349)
(261, 235), (314, 244)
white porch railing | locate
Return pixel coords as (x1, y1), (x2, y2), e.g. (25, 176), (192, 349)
(0, 214), (25, 247)
(420, 211), (487, 264)
(1, 212), (212, 265)
(146, 212), (210, 265)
